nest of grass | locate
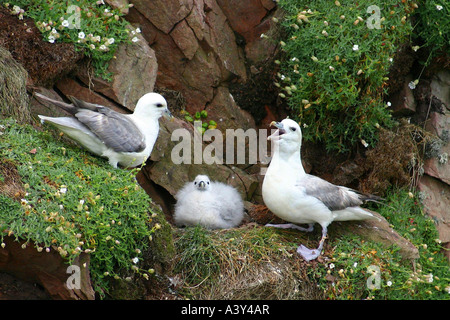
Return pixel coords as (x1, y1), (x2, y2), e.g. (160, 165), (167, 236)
(0, 6), (83, 87)
(172, 224), (325, 300)
(0, 46), (31, 123)
(360, 119), (436, 195)
(0, 158), (26, 201)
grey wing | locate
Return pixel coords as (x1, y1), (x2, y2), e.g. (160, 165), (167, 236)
(69, 96), (103, 111)
(74, 108), (146, 153)
(297, 174), (364, 211)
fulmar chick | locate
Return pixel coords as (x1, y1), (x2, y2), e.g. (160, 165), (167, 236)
(174, 175), (244, 229)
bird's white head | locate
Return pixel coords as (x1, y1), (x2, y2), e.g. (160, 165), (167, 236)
(134, 93), (171, 119)
(193, 175), (211, 191)
(267, 118), (303, 153)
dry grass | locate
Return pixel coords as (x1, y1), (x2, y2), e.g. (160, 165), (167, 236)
(173, 223), (325, 300)
(0, 158), (25, 201)
(360, 119), (436, 195)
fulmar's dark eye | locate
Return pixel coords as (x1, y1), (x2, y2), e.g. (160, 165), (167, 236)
(194, 182), (197, 185)
(156, 103), (164, 108)
(291, 127), (297, 131)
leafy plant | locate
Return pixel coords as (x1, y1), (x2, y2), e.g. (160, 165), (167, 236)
(413, 0), (449, 59)
(0, 118), (161, 297)
(311, 188), (450, 299)
(3, 0), (139, 80)
(180, 109), (218, 134)
(275, 0), (416, 152)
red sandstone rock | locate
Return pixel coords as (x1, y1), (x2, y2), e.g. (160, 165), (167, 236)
(132, 0), (193, 34)
(0, 236), (94, 300)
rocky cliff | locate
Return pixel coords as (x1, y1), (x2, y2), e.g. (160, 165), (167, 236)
(0, 0), (448, 299)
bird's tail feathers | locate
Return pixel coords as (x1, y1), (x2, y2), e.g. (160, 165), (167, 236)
(334, 206), (380, 222)
(353, 189), (385, 206)
(34, 92), (77, 115)
(68, 96), (101, 111)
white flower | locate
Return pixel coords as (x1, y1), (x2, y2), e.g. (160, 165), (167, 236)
(352, 44), (359, 51)
(99, 44), (108, 51)
(412, 45), (420, 52)
(353, 262), (358, 268)
(329, 65), (335, 71)
(132, 257), (139, 264)
(424, 273), (434, 283)
(135, 28), (141, 33)
(387, 101), (391, 107)
(107, 37), (115, 44)
(329, 263), (335, 269)
(131, 36), (139, 43)
(387, 281), (392, 287)
(61, 20), (69, 27)
(48, 35), (55, 43)
(361, 139), (369, 148)
(408, 80), (418, 90)
(78, 32), (85, 39)
(436, 5), (443, 10)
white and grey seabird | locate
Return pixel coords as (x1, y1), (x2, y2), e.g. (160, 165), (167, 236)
(36, 92), (171, 168)
(262, 118), (382, 261)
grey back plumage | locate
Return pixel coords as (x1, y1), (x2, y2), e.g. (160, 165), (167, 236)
(297, 174), (382, 211)
(35, 92), (146, 153)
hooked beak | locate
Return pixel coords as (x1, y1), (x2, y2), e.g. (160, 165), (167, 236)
(163, 108), (173, 120)
(268, 121), (286, 141)
(198, 181), (206, 190)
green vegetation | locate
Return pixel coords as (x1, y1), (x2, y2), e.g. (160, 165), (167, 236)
(413, 1), (449, 61)
(174, 224), (307, 299)
(0, 118), (161, 297)
(274, 0), (448, 152)
(174, 188), (449, 299)
(2, 0), (138, 80)
(311, 188), (449, 299)
(180, 109), (218, 134)
(275, 0), (415, 152)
